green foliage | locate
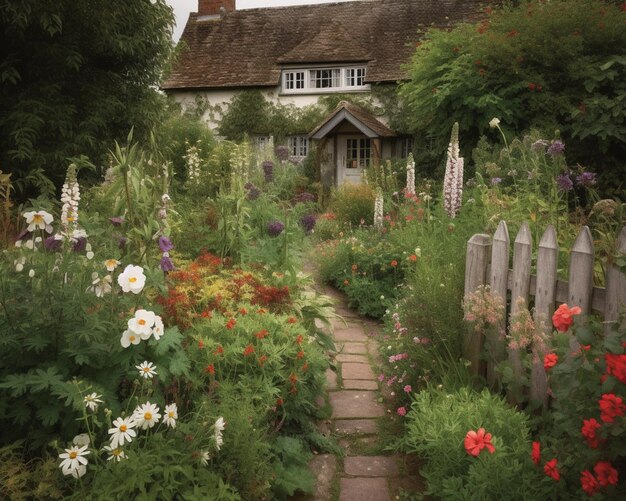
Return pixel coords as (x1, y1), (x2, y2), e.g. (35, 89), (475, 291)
(402, 387), (557, 500)
(0, 444), (64, 500)
(400, 0), (626, 193)
(0, 0), (175, 192)
(330, 183), (376, 227)
(218, 90), (271, 141)
(271, 436), (315, 499)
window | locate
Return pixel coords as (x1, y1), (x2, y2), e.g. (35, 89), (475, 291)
(346, 138), (371, 168)
(399, 137), (414, 159)
(284, 71), (305, 90)
(345, 67), (366, 87)
(287, 136), (308, 158)
(253, 135), (272, 149)
(310, 68), (341, 89)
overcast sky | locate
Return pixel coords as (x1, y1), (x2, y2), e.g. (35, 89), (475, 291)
(166, 0), (359, 41)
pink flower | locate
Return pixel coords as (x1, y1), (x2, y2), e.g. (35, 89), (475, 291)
(378, 374), (385, 382)
(397, 406), (407, 416)
(403, 385), (412, 393)
(464, 428), (495, 457)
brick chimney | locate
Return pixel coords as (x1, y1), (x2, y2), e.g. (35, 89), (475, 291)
(198, 0), (235, 16)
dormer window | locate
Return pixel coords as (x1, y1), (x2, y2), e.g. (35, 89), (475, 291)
(282, 66), (368, 94)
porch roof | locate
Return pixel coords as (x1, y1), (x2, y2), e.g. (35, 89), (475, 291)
(309, 101), (396, 140)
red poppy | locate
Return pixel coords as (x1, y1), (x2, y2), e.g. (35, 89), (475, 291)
(390, 260), (398, 267)
(255, 329), (269, 339)
(605, 353), (626, 384)
(243, 344), (255, 357)
(409, 254), (417, 262)
(599, 393), (625, 423)
(552, 304), (582, 332)
(593, 461), (618, 487)
(204, 364), (215, 375)
(464, 428), (496, 457)
(531, 441), (541, 465)
(544, 458), (560, 481)
(225, 318), (236, 329)
(581, 418), (602, 448)
(580, 470), (600, 496)
(544, 353), (558, 370)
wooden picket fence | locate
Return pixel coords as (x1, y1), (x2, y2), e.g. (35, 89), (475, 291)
(463, 221), (626, 406)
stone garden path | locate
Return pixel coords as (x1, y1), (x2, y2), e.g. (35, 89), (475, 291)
(296, 275), (424, 501)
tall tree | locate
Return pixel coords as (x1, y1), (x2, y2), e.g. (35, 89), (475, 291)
(0, 0), (175, 190)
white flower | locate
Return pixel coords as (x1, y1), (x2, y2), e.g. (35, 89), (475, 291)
(23, 210), (53, 232)
(104, 259), (121, 272)
(489, 117), (500, 128)
(86, 251), (94, 260)
(108, 417), (136, 449)
(132, 401), (161, 430)
(84, 392), (103, 412)
(136, 361), (157, 379)
(127, 309), (156, 339)
(117, 264), (146, 294)
(103, 445), (127, 462)
(213, 417), (225, 451)
(89, 274), (112, 297)
(152, 315), (164, 341)
(164, 403), (178, 428)
(120, 329), (141, 348)
(59, 444), (90, 477)
(200, 450), (210, 466)
(72, 434), (90, 447)
(28, 269), (35, 278)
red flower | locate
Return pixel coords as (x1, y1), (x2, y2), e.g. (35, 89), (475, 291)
(296, 350), (305, 359)
(276, 397), (283, 407)
(544, 458), (560, 481)
(581, 470), (600, 496)
(581, 418), (602, 448)
(593, 461), (618, 487)
(605, 353), (626, 384)
(243, 344), (255, 357)
(204, 364), (215, 375)
(214, 345), (224, 355)
(287, 316), (297, 324)
(599, 393), (625, 423)
(289, 373), (298, 384)
(531, 441), (541, 465)
(528, 82), (536, 91)
(296, 335), (303, 344)
(464, 428), (496, 457)
(225, 318), (236, 329)
(544, 353), (558, 370)
(200, 310), (212, 318)
(409, 254), (417, 262)
(390, 260), (398, 267)
(552, 304), (582, 332)
(238, 307), (248, 316)
(301, 362), (308, 371)
(258, 355), (267, 367)
(343, 279), (349, 285)
(198, 340), (205, 350)
(255, 329), (269, 339)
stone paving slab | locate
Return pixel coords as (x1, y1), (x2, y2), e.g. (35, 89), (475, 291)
(336, 353), (369, 363)
(339, 478), (390, 501)
(309, 454), (337, 501)
(333, 419), (378, 435)
(338, 342), (368, 354)
(325, 368), (338, 389)
(334, 326), (368, 342)
(342, 362), (375, 380)
(344, 456), (400, 477)
(342, 379), (378, 390)
(330, 391), (385, 418)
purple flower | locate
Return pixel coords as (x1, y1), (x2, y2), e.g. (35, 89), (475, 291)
(299, 214), (316, 234)
(160, 255), (175, 272)
(576, 171), (596, 187)
(262, 160), (274, 182)
(245, 182), (261, 201)
(293, 192), (316, 204)
(556, 173), (574, 192)
(72, 237), (87, 253)
(109, 216), (124, 227)
(491, 177), (502, 186)
(158, 236), (174, 253)
(267, 220), (285, 237)
(530, 139), (549, 153)
(547, 140), (565, 156)
(16, 229), (31, 241)
(118, 236), (128, 249)
(275, 145), (289, 162)
(44, 235), (63, 252)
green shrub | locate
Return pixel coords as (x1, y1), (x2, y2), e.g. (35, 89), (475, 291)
(330, 183), (376, 227)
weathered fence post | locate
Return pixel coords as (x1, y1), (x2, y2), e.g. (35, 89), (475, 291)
(568, 226), (594, 353)
(604, 226), (626, 333)
(488, 221), (509, 386)
(509, 222), (532, 403)
(531, 225), (558, 409)
(464, 234), (492, 376)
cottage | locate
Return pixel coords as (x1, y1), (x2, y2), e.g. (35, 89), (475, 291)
(162, 0), (484, 184)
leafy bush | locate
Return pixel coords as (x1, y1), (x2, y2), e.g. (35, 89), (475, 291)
(330, 183), (376, 227)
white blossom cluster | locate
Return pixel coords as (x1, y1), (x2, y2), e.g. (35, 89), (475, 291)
(60, 164), (80, 234)
(184, 141), (202, 184)
(443, 122), (464, 218)
(374, 188), (384, 229)
(229, 142), (250, 183)
(405, 153), (415, 196)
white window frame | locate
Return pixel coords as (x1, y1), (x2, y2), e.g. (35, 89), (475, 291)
(281, 65), (369, 94)
(287, 136), (309, 158)
(346, 137), (371, 169)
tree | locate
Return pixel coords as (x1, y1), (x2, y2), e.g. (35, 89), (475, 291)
(0, 0), (175, 191)
(400, 0), (626, 193)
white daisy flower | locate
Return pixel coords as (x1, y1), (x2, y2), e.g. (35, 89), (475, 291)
(103, 445), (127, 462)
(117, 264), (146, 294)
(200, 450), (210, 466)
(127, 309), (156, 339)
(164, 403), (178, 428)
(120, 329), (141, 348)
(108, 417), (136, 449)
(59, 444), (90, 477)
(136, 361), (157, 379)
(214, 416), (225, 451)
(83, 392), (103, 412)
(23, 210), (53, 232)
(104, 259), (121, 272)
(72, 434), (90, 447)
(132, 401), (161, 430)
(152, 315), (164, 341)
